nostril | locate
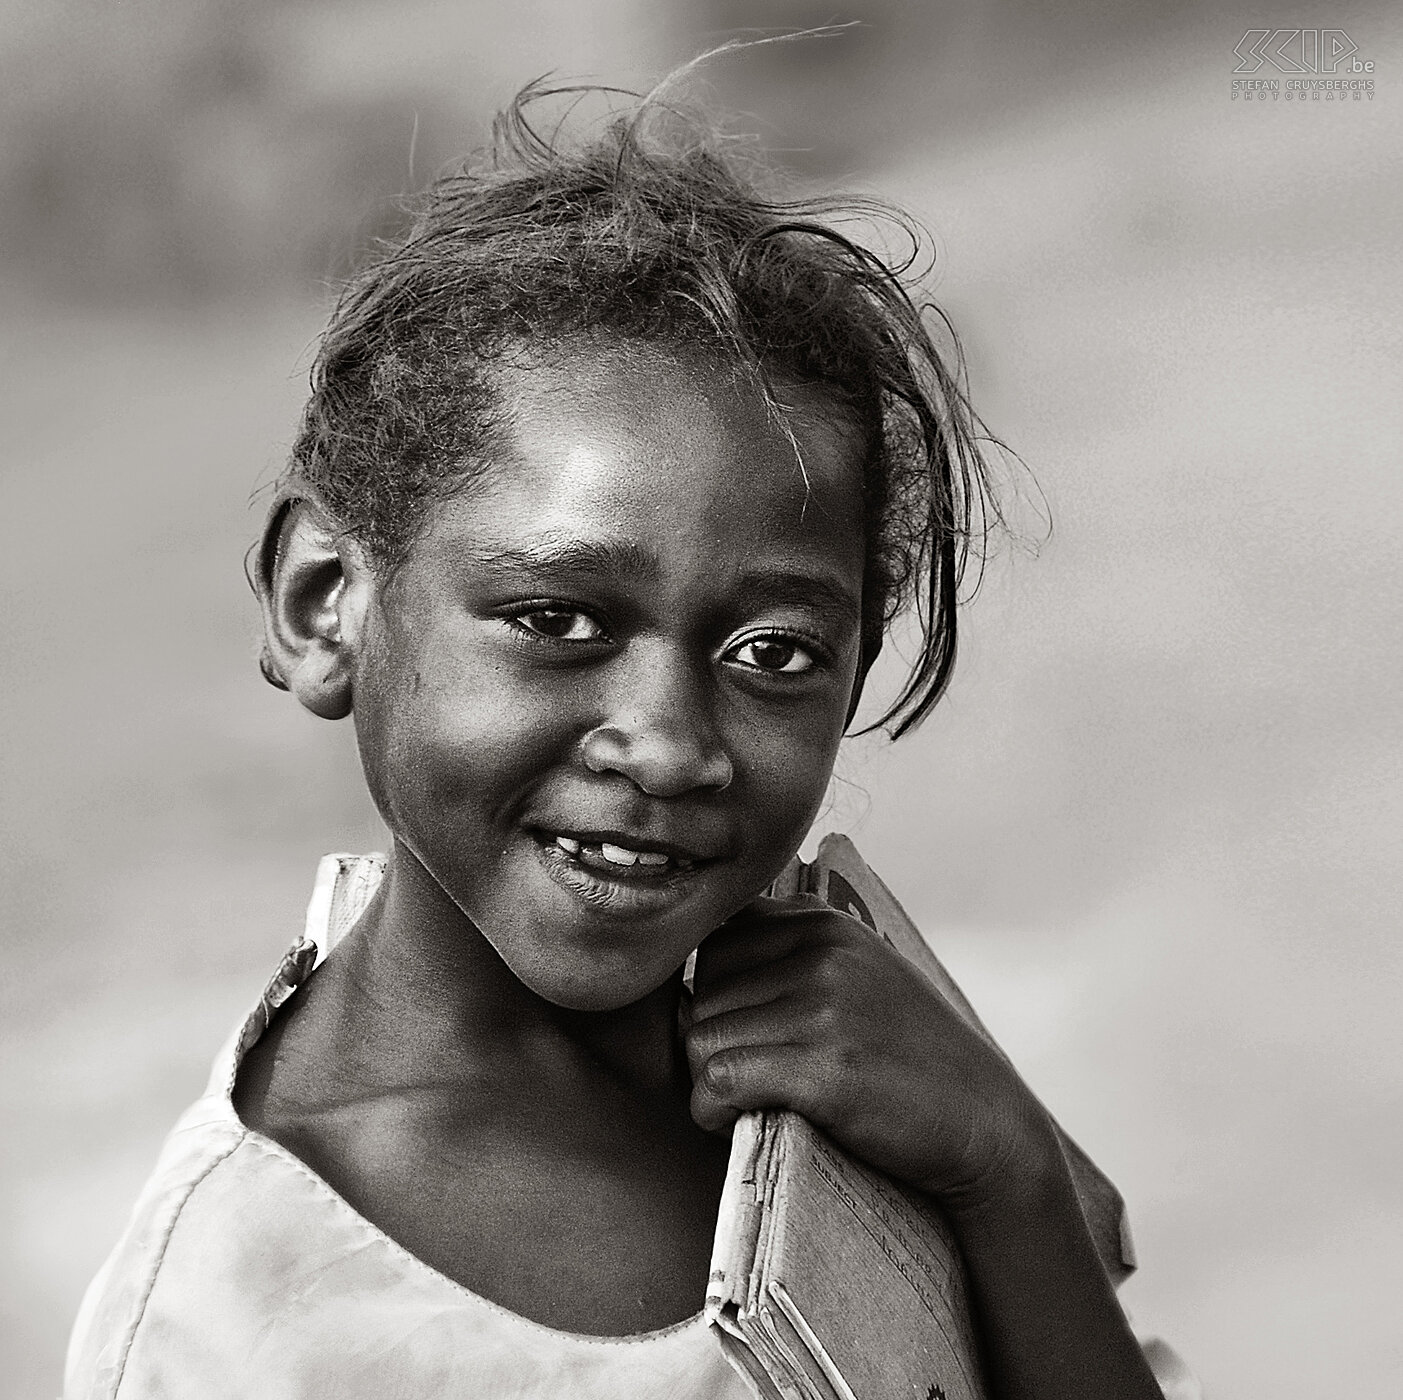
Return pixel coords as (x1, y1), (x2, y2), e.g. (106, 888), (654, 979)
(581, 725), (630, 777)
(580, 723), (733, 796)
(692, 747), (734, 794)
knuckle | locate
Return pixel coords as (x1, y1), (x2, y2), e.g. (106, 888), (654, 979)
(806, 939), (856, 993)
(786, 979), (842, 1042)
(810, 994), (846, 1038)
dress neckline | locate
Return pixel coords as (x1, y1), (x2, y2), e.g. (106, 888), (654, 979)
(220, 852), (711, 1348)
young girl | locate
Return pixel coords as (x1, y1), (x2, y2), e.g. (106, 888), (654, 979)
(65, 83), (1192, 1400)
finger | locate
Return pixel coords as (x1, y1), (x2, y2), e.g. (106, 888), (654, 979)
(684, 999), (806, 1084)
(695, 897), (831, 981)
(689, 1040), (827, 1134)
(695, 930), (884, 1040)
(690, 1097), (741, 1136)
(688, 956), (803, 1024)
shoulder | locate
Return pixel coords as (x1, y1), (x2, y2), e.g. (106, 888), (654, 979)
(63, 1090), (250, 1399)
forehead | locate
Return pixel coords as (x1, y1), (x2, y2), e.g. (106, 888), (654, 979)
(409, 339), (867, 590)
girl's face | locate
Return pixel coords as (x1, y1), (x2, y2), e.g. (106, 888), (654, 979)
(351, 342), (867, 1011)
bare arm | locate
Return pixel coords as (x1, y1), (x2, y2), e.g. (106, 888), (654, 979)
(944, 1141), (1162, 1400)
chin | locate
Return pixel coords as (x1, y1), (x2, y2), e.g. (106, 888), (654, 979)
(519, 956), (683, 1014)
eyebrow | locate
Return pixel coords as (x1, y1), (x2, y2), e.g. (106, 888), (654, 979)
(734, 569), (861, 624)
(467, 534), (658, 582)
(468, 534), (860, 622)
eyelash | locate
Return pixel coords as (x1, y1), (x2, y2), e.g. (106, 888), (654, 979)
(726, 632), (823, 676)
(507, 606), (609, 645)
(504, 607), (827, 677)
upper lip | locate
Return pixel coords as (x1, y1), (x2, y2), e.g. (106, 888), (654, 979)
(535, 826), (720, 864)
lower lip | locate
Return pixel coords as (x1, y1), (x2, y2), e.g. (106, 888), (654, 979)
(533, 838), (705, 916)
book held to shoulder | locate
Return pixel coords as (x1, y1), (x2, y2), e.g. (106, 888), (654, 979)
(704, 835), (1138, 1400)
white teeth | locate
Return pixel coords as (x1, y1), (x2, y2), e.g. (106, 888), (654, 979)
(553, 834), (686, 869)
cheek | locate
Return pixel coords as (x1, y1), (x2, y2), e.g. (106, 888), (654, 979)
(350, 618), (563, 817)
(732, 704), (846, 845)
(368, 671), (582, 816)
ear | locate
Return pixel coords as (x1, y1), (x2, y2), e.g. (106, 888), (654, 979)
(254, 497), (369, 721)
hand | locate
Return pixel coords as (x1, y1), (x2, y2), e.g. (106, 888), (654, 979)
(684, 894), (1063, 1217)
(686, 896), (1167, 1400)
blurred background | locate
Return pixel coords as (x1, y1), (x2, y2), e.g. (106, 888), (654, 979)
(2, 1), (1400, 1395)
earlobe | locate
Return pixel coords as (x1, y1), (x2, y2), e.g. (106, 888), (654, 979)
(254, 496), (365, 721)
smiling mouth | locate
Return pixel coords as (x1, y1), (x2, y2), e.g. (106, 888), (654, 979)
(541, 831), (699, 879)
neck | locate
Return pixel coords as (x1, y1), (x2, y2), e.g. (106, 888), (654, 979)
(312, 843), (692, 1103)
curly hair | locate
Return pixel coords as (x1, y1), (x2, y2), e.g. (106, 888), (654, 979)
(267, 80), (1000, 737)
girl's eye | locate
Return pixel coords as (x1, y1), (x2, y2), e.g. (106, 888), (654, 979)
(514, 608), (607, 642)
(730, 636), (816, 675)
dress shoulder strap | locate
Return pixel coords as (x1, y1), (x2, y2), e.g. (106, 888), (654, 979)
(303, 852), (388, 963)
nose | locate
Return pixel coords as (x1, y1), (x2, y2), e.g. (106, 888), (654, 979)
(580, 647), (734, 798)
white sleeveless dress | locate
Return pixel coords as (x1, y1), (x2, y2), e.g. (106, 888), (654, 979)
(64, 854), (1199, 1399)
(63, 854), (751, 1400)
